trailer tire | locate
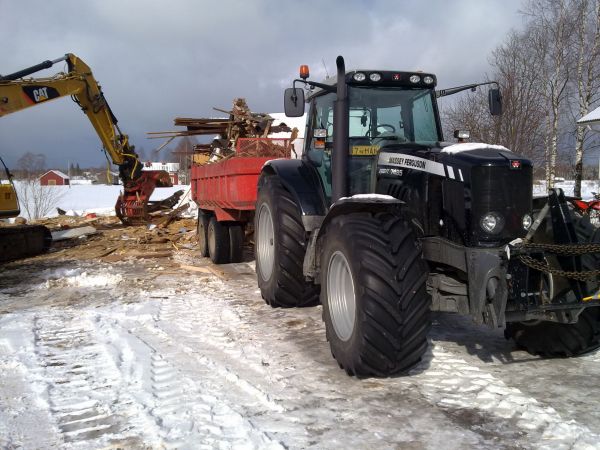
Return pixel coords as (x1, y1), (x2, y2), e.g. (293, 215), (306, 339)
(505, 215), (600, 357)
(197, 210), (210, 257)
(208, 216), (230, 264)
(255, 174), (318, 307)
(229, 223), (244, 263)
(320, 212), (430, 377)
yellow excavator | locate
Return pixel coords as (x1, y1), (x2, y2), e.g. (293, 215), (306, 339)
(0, 53), (182, 262)
(0, 155), (51, 261)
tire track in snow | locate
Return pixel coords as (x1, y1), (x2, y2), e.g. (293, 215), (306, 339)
(156, 293), (285, 413)
(32, 312), (150, 447)
(96, 302), (285, 449)
(409, 342), (600, 449)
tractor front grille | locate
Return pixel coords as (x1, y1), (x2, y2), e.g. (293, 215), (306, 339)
(469, 165), (533, 245)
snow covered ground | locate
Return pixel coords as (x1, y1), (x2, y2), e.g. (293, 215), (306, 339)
(1, 182), (599, 448)
(1, 253), (600, 449)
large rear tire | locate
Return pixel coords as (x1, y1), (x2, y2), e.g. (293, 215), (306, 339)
(321, 212), (430, 377)
(197, 210), (210, 257)
(505, 215), (600, 357)
(208, 216), (230, 264)
(228, 223), (244, 263)
(255, 174), (319, 307)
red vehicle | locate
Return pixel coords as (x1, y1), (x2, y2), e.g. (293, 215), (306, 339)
(192, 138), (293, 264)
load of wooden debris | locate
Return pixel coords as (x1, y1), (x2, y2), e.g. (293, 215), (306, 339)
(149, 98), (299, 164)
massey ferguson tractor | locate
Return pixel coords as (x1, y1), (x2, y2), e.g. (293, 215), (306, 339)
(254, 56), (600, 377)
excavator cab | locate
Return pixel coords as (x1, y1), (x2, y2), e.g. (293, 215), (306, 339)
(0, 156), (19, 219)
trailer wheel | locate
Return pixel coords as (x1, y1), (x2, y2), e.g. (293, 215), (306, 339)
(208, 216), (231, 264)
(197, 210), (210, 257)
(505, 215), (600, 357)
(229, 223), (244, 263)
(321, 212), (430, 377)
(255, 175), (318, 307)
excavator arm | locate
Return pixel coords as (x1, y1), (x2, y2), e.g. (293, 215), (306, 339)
(0, 53), (182, 224)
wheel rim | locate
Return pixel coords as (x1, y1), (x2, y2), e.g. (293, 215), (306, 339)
(257, 203), (275, 281)
(208, 221), (216, 257)
(327, 250), (356, 342)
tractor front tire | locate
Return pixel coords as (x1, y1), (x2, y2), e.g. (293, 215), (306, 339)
(505, 215), (600, 357)
(255, 175), (319, 307)
(320, 212), (430, 377)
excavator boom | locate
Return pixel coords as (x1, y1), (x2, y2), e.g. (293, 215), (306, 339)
(0, 53), (181, 225)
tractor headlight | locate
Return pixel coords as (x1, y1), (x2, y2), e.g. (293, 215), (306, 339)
(353, 72), (366, 82)
(423, 75), (434, 85)
(522, 214), (533, 230)
(480, 212), (504, 234)
(369, 73), (382, 82)
(409, 74), (421, 83)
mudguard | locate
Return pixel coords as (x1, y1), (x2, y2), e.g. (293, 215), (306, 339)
(261, 159), (327, 229)
(316, 195), (404, 241)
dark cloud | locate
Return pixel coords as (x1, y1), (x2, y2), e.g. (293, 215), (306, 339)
(0, 0), (523, 168)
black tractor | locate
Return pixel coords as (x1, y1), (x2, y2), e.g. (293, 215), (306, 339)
(255, 56), (600, 377)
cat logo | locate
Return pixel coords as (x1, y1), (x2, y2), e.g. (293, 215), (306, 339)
(22, 85), (59, 104)
(32, 87), (49, 102)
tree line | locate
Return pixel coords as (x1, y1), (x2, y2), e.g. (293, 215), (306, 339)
(443, 0), (600, 196)
(10, 136), (198, 181)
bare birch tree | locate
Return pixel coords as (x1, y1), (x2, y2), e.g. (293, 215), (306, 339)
(524, 0), (573, 188)
(571, 0), (600, 197)
(443, 30), (546, 165)
(14, 152), (65, 220)
(15, 180), (66, 220)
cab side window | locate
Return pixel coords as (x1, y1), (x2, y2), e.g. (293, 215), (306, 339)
(307, 93), (335, 201)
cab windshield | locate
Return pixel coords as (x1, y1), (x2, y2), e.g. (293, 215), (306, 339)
(348, 86), (440, 145)
(307, 86), (440, 203)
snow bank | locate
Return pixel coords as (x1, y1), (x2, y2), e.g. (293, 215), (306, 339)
(40, 267), (123, 289)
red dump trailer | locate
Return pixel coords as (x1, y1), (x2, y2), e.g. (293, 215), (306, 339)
(191, 137), (292, 264)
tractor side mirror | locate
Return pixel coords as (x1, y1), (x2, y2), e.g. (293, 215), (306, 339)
(284, 88), (305, 117)
(489, 88), (503, 116)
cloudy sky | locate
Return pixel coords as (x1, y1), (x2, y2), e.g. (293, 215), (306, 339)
(0, 0), (524, 169)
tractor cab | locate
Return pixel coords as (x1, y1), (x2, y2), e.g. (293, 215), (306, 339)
(286, 67), (442, 204)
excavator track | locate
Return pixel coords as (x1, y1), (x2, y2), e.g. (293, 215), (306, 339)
(0, 225), (52, 263)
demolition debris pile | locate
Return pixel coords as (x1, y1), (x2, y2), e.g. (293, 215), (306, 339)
(149, 98), (298, 162)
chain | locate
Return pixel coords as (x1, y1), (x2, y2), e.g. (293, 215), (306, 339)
(514, 241), (600, 281)
(517, 255), (600, 281)
(520, 241), (600, 256)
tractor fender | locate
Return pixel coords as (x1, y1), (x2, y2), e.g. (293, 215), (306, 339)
(316, 195), (404, 241)
(261, 159), (327, 230)
(301, 195), (405, 280)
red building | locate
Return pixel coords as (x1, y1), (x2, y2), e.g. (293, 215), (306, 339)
(39, 170), (70, 186)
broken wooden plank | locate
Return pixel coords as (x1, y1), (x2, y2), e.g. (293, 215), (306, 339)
(127, 251), (173, 259)
(156, 202), (190, 228)
(51, 226), (97, 241)
(179, 264), (212, 274)
(179, 263), (229, 280)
